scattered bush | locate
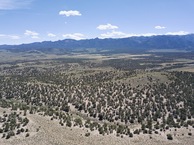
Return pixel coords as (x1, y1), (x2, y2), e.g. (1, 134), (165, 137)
(25, 133), (30, 137)
(85, 132), (90, 137)
(167, 134), (173, 140)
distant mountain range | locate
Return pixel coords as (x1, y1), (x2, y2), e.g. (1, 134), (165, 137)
(0, 34), (194, 54)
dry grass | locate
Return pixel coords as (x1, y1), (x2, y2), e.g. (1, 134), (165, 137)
(170, 67), (194, 72)
(0, 51), (150, 64)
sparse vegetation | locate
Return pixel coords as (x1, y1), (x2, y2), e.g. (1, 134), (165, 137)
(0, 111), (30, 139)
(0, 51), (194, 144)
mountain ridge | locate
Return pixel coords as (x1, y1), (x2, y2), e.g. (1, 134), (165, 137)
(1, 34), (194, 54)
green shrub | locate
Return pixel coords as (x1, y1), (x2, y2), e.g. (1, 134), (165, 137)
(167, 134), (173, 140)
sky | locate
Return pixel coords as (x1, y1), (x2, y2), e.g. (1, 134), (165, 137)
(0, 0), (194, 45)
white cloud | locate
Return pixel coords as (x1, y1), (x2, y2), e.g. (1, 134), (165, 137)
(155, 26), (166, 29)
(62, 33), (85, 40)
(24, 30), (39, 39)
(59, 10), (81, 17)
(97, 23), (118, 30)
(48, 33), (56, 37)
(165, 31), (189, 35)
(100, 31), (126, 38)
(0, 0), (33, 10)
(0, 34), (20, 39)
(100, 31), (157, 38)
(24, 30), (38, 36)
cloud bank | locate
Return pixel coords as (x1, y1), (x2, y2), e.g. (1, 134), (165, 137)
(100, 31), (156, 38)
(62, 33), (85, 40)
(165, 31), (189, 35)
(100, 30), (189, 39)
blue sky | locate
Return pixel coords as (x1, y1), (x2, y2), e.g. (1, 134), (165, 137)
(0, 0), (193, 45)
